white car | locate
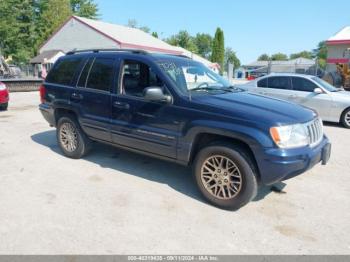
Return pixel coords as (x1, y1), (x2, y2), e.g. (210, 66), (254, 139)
(240, 73), (350, 128)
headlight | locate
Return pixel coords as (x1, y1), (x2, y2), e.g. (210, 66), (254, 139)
(270, 123), (309, 149)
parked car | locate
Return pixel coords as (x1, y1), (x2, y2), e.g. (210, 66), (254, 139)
(0, 82), (9, 110)
(240, 73), (350, 128)
(39, 49), (331, 210)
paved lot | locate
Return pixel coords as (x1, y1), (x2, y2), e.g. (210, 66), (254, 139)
(0, 92), (349, 255)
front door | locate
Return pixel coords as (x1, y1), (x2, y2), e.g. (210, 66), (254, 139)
(290, 77), (332, 120)
(110, 58), (179, 159)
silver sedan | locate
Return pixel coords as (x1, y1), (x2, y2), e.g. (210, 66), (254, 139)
(240, 73), (350, 128)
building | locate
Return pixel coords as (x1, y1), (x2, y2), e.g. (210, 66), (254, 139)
(326, 26), (350, 72)
(236, 58), (317, 79)
(30, 50), (65, 77)
(38, 16), (218, 71)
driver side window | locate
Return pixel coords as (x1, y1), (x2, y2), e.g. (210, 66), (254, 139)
(120, 60), (165, 97)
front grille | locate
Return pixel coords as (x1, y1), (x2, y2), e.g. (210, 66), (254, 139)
(306, 118), (323, 147)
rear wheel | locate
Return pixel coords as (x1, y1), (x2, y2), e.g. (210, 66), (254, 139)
(341, 108), (350, 129)
(193, 143), (258, 210)
(0, 103), (8, 111)
(57, 116), (91, 159)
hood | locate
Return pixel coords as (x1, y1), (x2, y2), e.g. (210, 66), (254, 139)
(331, 90), (350, 99)
(192, 91), (316, 126)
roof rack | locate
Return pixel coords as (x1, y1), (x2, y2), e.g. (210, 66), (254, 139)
(66, 48), (149, 55)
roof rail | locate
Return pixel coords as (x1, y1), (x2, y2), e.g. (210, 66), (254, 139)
(66, 48), (149, 55)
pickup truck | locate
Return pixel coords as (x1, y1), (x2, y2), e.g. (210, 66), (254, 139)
(39, 49), (331, 210)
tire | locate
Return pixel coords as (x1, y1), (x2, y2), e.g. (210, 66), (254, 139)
(0, 103), (8, 111)
(56, 116), (92, 159)
(193, 143), (258, 210)
(341, 108), (350, 129)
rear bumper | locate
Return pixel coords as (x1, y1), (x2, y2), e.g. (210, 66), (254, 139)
(256, 136), (331, 185)
(39, 103), (55, 126)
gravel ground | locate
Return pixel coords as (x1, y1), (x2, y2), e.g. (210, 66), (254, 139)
(0, 92), (349, 255)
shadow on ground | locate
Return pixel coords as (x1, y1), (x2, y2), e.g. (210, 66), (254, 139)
(31, 130), (279, 207)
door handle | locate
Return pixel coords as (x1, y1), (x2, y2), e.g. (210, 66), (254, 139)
(113, 101), (130, 110)
(71, 93), (83, 100)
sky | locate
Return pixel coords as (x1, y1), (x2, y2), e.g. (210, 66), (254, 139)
(94, 0), (350, 64)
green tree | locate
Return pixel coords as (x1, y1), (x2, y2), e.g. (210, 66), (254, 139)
(70, 0), (98, 19)
(289, 50), (313, 60)
(313, 41), (327, 69)
(194, 33), (212, 59)
(258, 54), (270, 61)
(165, 31), (198, 53)
(211, 28), (225, 73)
(225, 47), (240, 71)
(271, 53), (288, 61)
(0, 0), (37, 63)
(152, 32), (159, 38)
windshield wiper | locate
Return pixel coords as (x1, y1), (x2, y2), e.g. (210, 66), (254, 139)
(190, 86), (223, 92)
(222, 85), (245, 92)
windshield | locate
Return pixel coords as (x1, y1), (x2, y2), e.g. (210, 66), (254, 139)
(157, 59), (234, 95)
(312, 77), (338, 92)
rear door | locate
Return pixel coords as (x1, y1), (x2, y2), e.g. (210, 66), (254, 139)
(72, 55), (116, 142)
(291, 77), (332, 119)
(255, 76), (293, 101)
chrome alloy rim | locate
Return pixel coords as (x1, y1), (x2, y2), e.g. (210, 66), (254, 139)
(345, 111), (350, 126)
(59, 122), (78, 152)
(200, 155), (242, 200)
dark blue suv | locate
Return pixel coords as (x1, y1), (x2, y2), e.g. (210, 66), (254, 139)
(39, 49), (331, 209)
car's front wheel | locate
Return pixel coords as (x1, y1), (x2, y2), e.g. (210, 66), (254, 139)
(193, 144), (258, 210)
(341, 108), (350, 129)
(57, 116), (91, 159)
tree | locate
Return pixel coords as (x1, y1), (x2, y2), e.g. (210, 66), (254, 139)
(225, 47), (240, 70)
(127, 19), (150, 33)
(313, 41), (327, 69)
(258, 54), (270, 61)
(289, 50), (313, 60)
(194, 33), (212, 59)
(165, 31), (198, 53)
(271, 53), (288, 61)
(152, 32), (159, 38)
(70, 0), (98, 19)
(211, 28), (225, 73)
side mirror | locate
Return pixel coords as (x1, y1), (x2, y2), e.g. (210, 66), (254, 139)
(314, 88), (324, 94)
(143, 87), (172, 103)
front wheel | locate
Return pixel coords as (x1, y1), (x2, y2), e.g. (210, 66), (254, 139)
(341, 108), (350, 129)
(57, 116), (91, 159)
(193, 144), (258, 210)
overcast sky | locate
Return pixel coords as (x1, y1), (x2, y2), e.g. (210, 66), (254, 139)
(95, 0), (350, 64)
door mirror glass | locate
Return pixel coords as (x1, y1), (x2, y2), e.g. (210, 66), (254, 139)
(143, 87), (171, 103)
(314, 88), (323, 94)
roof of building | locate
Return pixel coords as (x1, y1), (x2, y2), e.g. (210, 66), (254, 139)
(245, 58), (315, 68)
(327, 26), (350, 45)
(30, 50), (64, 64)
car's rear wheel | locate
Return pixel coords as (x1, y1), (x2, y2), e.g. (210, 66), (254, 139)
(0, 103), (8, 111)
(193, 144), (258, 210)
(341, 108), (350, 129)
(57, 116), (91, 159)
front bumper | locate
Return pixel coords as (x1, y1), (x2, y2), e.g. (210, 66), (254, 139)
(256, 136), (331, 185)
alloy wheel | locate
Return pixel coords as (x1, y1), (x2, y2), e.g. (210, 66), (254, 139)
(59, 122), (78, 152)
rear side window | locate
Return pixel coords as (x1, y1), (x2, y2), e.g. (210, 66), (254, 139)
(266, 77), (291, 90)
(77, 58), (93, 87)
(292, 77), (318, 92)
(86, 58), (115, 92)
(257, 78), (268, 87)
(46, 57), (83, 86)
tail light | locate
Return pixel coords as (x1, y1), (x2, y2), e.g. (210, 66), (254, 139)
(39, 85), (46, 103)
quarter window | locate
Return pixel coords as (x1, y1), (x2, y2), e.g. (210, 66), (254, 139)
(46, 57), (83, 86)
(292, 77), (318, 92)
(86, 58), (115, 92)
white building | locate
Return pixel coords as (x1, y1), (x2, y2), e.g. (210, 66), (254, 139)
(37, 16), (218, 70)
(326, 26), (350, 72)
